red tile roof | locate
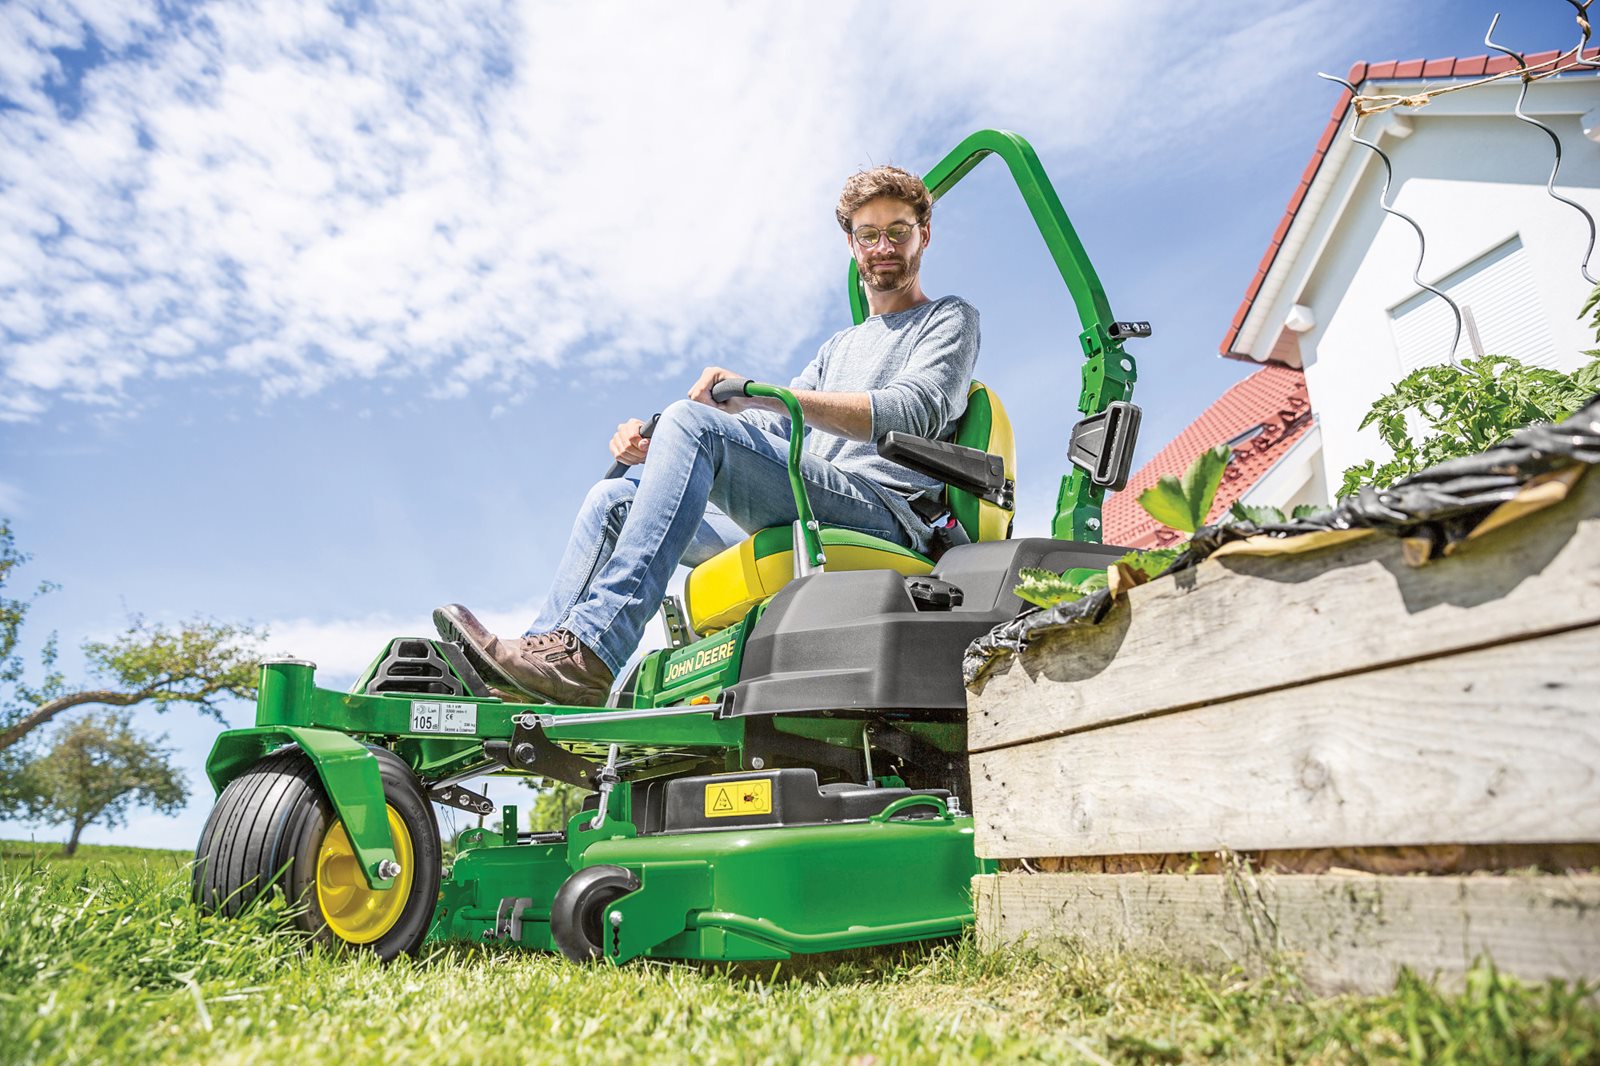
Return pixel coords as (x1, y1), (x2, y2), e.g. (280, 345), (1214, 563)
(1220, 47), (1600, 362)
(1104, 365), (1312, 549)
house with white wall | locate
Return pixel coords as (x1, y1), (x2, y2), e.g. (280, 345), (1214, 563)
(1220, 49), (1600, 510)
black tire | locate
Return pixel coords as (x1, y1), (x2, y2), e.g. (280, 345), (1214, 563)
(192, 745), (441, 960)
(550, 864), (640, 962)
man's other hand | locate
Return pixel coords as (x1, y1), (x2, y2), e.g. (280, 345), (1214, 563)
(688, 366), (758, 413)
(610, 418), (650, 465)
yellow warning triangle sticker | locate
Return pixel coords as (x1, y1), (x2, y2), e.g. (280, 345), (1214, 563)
(712, 788), (734, 812)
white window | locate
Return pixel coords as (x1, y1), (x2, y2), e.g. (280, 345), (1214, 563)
(1387, 236), (1557, 372)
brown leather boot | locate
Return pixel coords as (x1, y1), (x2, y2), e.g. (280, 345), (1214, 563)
(433, 603), (614, 707)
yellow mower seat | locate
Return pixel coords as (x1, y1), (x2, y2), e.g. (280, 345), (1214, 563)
(683, 381), (1016, 635)
(685, 526), (935, 633)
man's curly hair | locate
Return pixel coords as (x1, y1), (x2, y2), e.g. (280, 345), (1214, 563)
(835, 165), (932, 233)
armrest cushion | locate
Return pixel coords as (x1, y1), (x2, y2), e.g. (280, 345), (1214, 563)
(877, 432), (1006, 498)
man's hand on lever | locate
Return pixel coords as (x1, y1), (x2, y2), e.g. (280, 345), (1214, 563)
(610, 418), (651, 465)
(688, 365), (873, 441)
(688, 366), (759, 414)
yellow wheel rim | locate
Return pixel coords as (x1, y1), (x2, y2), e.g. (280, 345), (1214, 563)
(315, 804), (414, 944)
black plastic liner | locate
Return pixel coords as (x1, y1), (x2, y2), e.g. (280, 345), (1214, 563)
(964, 392), (1600, 685)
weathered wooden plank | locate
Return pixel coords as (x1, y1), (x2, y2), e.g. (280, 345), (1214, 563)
(972, 625), (1600, 859)
(1022, 841), (1600, 876)
(973, 871), (1600, 994)
(970, 466), (1600, 753)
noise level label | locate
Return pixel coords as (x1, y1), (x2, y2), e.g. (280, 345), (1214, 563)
(410, 700), (477, 735)
(704, 779), (772, 818)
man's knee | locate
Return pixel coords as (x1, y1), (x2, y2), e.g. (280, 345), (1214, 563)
(657, 398), (733, 443)
(581, 476), (636, 519)
(579, 477), (635, 540)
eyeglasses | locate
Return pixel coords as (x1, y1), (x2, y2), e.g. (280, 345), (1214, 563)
(852, 221), (917, 248)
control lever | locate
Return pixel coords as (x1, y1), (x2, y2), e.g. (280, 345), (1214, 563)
(604, 413), (661, 479)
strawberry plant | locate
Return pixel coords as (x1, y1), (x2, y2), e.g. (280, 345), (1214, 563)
(1229, 501), (1323, 525)
(1012, 447), (1229, 609)
(1135, 445), (1232, 535)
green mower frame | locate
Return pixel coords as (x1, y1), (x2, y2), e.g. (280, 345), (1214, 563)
(194, 129), (1143, 963)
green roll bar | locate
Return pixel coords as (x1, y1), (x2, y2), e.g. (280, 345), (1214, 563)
(846, 128), (1139, 541)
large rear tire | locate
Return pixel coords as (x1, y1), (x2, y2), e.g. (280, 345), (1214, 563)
(550, 864), (640, 962)
(192, 746), (441, 960)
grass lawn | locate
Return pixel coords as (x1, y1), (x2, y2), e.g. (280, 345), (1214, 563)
(2, 839), (1596, 1065)
(2, 837), (192, 867)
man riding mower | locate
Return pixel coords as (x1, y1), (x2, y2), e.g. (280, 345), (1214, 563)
(192, 129), (1144, 963)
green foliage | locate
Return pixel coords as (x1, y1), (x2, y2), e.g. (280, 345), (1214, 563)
(1136, 444), (1232, 534)
(1011, 445), (1220, 610)
(16, 711), (187, 855)
(0, 522), (62, 689)
(1, 837), (191, 867)
(1013, 567), (1106, 609)
(81, 615), (265, 720)
(1228, 501), (1325, 525)
(1011, 552), (1186, 612)
(523, 777), (591, 832)
(1015, 287), (1600, 610)
(1228, 500), (1285, 526)
(0, 522), (58, 809)
(0, 520), (269, 771)
(1337, 352), (1600, 498)
(0, 851), (1595, 1064)
(1115, 547), (1182, 577)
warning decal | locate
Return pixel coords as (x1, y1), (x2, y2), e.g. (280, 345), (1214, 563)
(704, 778), (772, 818)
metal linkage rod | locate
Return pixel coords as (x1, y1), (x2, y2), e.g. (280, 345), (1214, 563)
(1318, 71), (1465, 367)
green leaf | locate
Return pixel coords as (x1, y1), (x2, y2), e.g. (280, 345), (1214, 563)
(1229, 501), (1286, 525)
(1011, 567), (1106, 609)
(1058, 567), (1105, 586)
(1114, 548), (1182, 581)
(1136, 445), (1232, 533)
(1581, 282), (1600, 330)
(1290, 504), (1324, 520)
(1013, 568), (1082, 609)
(1074, 571), (1110, 594)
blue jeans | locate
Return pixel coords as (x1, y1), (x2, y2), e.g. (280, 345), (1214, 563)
(527, 399), (914, 675)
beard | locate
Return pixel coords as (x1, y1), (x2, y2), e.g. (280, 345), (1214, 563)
(859, 244), (924, 294)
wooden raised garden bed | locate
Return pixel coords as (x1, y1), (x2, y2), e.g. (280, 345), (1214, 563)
(967, 465), (1600, 993)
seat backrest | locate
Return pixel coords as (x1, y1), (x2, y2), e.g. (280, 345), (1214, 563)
(948, 380), (1016, 542)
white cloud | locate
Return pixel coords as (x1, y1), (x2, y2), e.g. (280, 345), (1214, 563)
(0, 0), (1375, 421)
(267, 585), (686, 690)
(266, 605), (530, 683)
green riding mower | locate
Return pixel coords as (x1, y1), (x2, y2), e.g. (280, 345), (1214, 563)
(192, 129), (1146, 963)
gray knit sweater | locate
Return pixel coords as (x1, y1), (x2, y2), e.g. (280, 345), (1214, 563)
(741, 295), (981, 553)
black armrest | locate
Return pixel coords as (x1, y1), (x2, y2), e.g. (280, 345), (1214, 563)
(877, 432), (1009, 503)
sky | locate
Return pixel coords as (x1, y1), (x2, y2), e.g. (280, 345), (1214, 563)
(2, 0), (1592, 850)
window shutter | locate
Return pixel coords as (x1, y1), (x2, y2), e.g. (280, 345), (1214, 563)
(1388, 236), (1557, 372)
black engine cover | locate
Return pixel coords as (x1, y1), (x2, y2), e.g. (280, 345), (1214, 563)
(723, 537), (1126, 718)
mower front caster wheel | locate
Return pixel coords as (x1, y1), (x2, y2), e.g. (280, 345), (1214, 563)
(192, 746), (441, 960)
(550, 864), (640, 962)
